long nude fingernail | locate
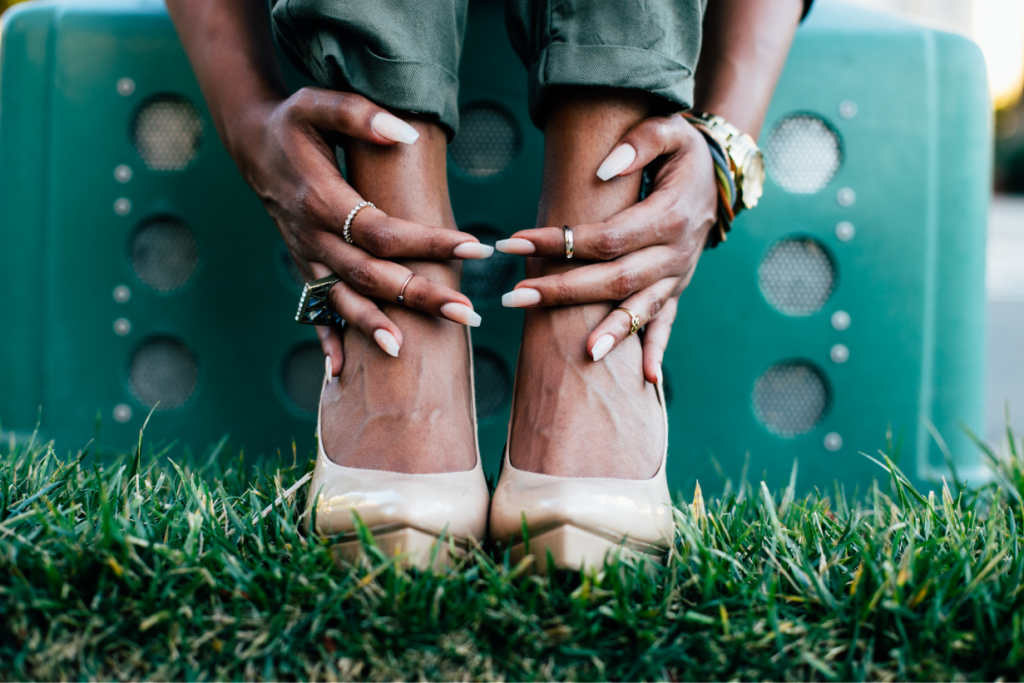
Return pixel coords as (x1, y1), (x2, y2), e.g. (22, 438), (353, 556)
(441, 302), (482, 327)
(656, 363), (664, 385)
(373, 329), (400, 357)
(596, 143), (637, 181)
(501, 288), (541, 308)
(453, 242), (494, 259)
(372, 112), (420, 144)
(495, 238), (536, 255)
(591, 334), (615, 361)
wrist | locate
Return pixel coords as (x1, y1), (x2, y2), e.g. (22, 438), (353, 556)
(219, 97), (282, 179)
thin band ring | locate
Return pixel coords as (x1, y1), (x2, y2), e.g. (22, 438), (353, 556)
(397, 273), (415, 304)
(616, 306), (641, 337)
(343, 201), (375, 244)
(563, 225), (574, 260)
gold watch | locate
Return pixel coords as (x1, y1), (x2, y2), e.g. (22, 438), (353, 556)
(692, 112), (765, 210)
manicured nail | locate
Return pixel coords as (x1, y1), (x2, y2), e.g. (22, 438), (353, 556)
(596, 143), (637, 181)
(441, 302), (481, 327)
(591, 334), (615, 361)
(453, 242), (494, 259)
(656, 363), (664, 385)
(373, 329), (400, 357)
(501, 288), (541, 308)
(372, 112), (420, 144)
(324, 355), (332, 377)
(495, 238), (536, 255)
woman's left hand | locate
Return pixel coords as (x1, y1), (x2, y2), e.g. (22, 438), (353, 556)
(498, 112), (719, 385)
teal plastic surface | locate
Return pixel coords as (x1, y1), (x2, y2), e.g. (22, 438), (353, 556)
(0, 0), (988, 491)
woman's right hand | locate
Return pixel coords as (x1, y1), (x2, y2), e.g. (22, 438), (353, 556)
(226, 87), (490, 375)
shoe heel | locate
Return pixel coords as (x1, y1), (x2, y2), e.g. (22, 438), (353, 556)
(332, 528), (463, 571)
(510, 524), (642, 574)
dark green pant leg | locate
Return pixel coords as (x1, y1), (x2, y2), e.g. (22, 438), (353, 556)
(505, 0), (707, 128)
(271, 0), (468, 137)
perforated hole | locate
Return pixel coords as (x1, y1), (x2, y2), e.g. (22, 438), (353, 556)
(449, 104), (520, 178)
(129, 337), (199, 410)
(131, 95), (203, 171)
(759, 237), (835, 316)
(461, 224), (517, 301)
(753, 362), (829, 437)
(282, 342), (324, 416)
(473, 348), (510, 420)
(130, 216), (199, 292)
(765, 114), (841, 194)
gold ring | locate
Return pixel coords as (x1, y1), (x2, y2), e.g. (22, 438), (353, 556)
(397, 273), (415, 304)
(296, 275), (343, 326)
(563, 225), (574, 260)
(616, 306), (641, 337)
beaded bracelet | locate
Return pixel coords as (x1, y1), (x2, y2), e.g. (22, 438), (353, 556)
(682, 114), (739, 249)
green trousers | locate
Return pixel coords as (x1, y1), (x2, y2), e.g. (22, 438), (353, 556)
(271, 0), (707, 136)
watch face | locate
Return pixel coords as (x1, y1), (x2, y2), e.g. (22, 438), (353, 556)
(741, 152), (765, 209)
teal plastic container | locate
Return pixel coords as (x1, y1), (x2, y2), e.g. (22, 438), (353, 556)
(0, 0), (988, 490)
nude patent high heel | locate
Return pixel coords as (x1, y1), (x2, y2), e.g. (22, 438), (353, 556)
(304, 329), (490, 571)
(488, 378), (674, 574)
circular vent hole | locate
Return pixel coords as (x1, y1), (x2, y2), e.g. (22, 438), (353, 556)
(282, 342), (324, 415)
(765, 114), (841, 194)
(753, 362), (829, 438)
(473, 347), (511, 420)
(449, 104), (520, 179)
(131, 95), (203, 171)
(129, 337), (199, 410)
(130, 216), (200, 292)
(759, 237), (835, 316)
(461, 224), (517, 301)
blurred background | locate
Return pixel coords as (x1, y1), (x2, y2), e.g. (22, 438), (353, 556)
(0, 0), (1020, 483)
(838, 2), (1024, 444)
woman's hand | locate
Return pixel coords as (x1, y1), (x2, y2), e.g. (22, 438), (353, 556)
(227, 87), (491, 375)
(496, 113), (718, 385)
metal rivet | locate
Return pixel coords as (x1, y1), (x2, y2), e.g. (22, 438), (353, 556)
(113, 318), (132, 336)
(830, 343), (849, 364)
(114, 164), (133, 183)
(113, 285), (131, 304)
(116, 77), (136, 97)
(831, 310), (851, 331)
(836, 188), (856, 207)
(113, 198), (131, 216)
(824, 432), (843, 451)
(113, 403), (133, 423)
(838, 100), (858, 119)
(835, 221), (855, 241)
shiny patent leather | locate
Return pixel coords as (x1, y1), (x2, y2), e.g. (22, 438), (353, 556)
(489, 377), (674, 571)
(304, 329), (490, 568)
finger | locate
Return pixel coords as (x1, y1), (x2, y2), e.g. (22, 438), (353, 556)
(586, 277), (680, 365)
(316, 325), (344, 377)
(496, 194), (674, 261)
(291, 87), (420, 145)
(641, 294), (680, 385)
(595, 112), (700, 180)
(501, 246), (682, 309)
(324, 278), (404, 357)
(316, 233), (482, 326)
(348, 207), (494, 260)
(308, 262), (345, 375)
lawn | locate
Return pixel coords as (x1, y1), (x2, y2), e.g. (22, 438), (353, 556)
(2, 422), (1023, 681)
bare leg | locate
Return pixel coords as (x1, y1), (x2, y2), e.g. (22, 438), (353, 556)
(319, 120), (477, 474)
(510, 88), (664, 479)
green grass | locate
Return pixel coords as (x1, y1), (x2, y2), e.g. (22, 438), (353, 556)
(2, 424), (1024, 681)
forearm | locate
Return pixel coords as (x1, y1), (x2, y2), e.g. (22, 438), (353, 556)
(165, 0), (288, 158)
(693, 0), (803, 139)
